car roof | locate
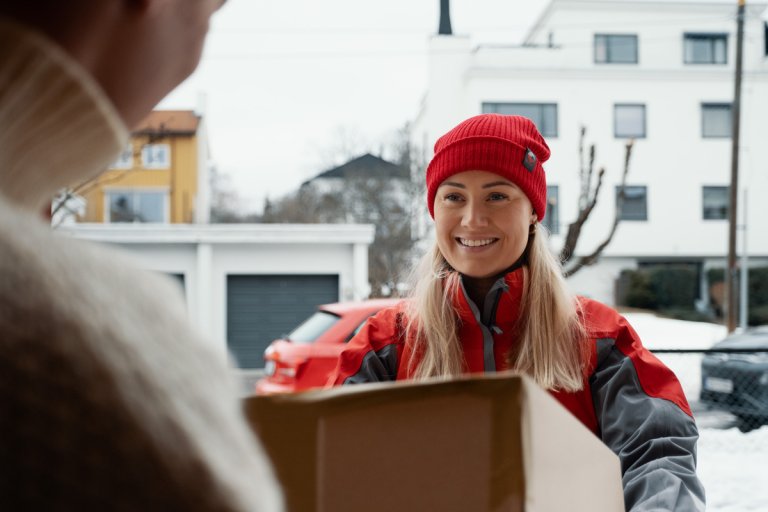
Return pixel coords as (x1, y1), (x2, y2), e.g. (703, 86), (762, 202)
(319, 298), (403, 316)
(715, 325), (768, 348)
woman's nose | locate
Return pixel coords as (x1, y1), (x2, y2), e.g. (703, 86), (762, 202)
(461, 200), (488, 227)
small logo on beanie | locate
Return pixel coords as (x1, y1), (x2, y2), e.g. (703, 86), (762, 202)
(523, 148), (537, 172)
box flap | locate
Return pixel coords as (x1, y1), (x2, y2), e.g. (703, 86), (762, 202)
(520, 378), (624, 511)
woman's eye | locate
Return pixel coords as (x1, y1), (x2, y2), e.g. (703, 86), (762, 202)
(488, 192), (508, 201)
(444, 193), (463, 202)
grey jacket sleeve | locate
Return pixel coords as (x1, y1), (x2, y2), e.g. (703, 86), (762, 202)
(329, 310), (402, 386)
(590, 338), (706, 512)
(342, 344), (399, 384)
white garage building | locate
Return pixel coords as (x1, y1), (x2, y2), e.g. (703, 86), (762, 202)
(60, 223), (374, 368)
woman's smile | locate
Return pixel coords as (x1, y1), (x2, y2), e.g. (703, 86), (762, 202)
(456, 237), (499, 248)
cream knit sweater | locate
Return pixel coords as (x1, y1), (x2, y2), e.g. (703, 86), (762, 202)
(0, 20), (282, 510)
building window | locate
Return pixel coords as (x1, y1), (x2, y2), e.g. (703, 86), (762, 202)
(702, 103), (731, 138)
(542, 185), (559, 234)
(141, 143), (171, 169)
(594, 34), (638, 64)
(702, 186), (729, 220)
(684, 33), (727, 64)
(106, 190), (167, 223)
(614, 104), (646, 138)
(110, 144), (134, 169)
(617, 185), (647, 221)
(482, 102), (558, 137)
(764, 22), (768, 56)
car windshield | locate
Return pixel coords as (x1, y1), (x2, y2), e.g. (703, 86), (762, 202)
(287, 311), (341, 344)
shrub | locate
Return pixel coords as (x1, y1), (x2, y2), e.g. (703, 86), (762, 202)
(620, 266), (698, 311)
(647, 266), (698, 309)
(621, 269), (656, 310)
(748, 305), (768, 326)
(707, 266), (768, 326)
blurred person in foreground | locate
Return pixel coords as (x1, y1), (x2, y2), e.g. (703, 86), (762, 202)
(0, 1), (281, 510)
(331, 114), (705, 511)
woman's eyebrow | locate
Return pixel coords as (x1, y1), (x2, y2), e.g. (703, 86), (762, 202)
(482, 181), (515, 189)
(439, 180), (515, 189)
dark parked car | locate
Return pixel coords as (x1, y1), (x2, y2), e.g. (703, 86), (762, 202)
(700, 326), (768, 432)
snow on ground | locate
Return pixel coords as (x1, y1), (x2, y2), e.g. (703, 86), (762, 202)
(621, 312), (767, 511)
(698, 426), (768, 511)
(622, 312), (728, 350)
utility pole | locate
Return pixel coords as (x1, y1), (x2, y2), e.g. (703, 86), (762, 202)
(726, 0), (746, 333)
(438, 0), (453, 35)
(740, 190), (749, 329)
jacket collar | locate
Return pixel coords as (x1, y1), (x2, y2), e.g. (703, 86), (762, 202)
(451, 266), (525, 335)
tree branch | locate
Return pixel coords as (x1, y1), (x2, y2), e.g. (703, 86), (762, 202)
(563, 139), (634, 277)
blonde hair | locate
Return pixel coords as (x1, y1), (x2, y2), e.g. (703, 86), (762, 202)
(404, 224), (588, 391)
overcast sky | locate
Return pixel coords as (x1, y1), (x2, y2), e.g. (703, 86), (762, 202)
(159, 0), (549, 214)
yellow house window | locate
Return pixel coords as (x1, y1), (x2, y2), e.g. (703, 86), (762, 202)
(106, 190), (167, 223)
(141, 143), (171, 169)
(110, 144), (134, 169)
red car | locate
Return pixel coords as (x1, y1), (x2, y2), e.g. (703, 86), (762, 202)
(255, 298), (402, 395)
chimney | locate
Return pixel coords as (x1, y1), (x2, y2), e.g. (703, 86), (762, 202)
(439, 0), (452, 35)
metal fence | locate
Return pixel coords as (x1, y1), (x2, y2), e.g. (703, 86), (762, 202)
(651, 349), (768, 511)
(651, 349), (768, 432)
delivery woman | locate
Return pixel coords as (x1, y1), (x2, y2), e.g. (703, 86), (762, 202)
(330, 114), (705, 511)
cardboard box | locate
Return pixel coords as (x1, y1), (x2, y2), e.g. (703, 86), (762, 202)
(244, 372), (624, 512)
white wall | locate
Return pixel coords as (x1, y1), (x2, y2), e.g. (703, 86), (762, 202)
(61, 224), (374, 356)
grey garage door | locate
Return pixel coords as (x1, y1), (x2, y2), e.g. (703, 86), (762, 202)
(227, 274), (339, 368)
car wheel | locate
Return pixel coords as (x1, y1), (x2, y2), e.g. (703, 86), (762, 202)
(735, 414), (761, 433)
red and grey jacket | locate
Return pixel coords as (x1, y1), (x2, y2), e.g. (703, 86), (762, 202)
(330, 267), (705, 512)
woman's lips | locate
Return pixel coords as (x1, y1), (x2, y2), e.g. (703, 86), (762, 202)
(456, 237), (498, 248)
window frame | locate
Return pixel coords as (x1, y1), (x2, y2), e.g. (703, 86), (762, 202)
(683, 32), (728, 65)
(104, 188), (170, 223)
(594, 33), (639, 64)
(616, 185), (648, 221)
(110, 143), (134, 170)
(141, 143), (172, 169)
(542, 185), (560, 235)
(702, 185), (729, 221)
(701, 103), (732, 139)
(614, 103), (647, 139)
(481, 102), (559, 137)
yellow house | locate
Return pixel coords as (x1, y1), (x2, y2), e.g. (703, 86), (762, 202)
(78, 110), (208, 224)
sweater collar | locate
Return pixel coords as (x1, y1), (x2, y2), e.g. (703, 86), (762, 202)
(0, 19), (128, 213)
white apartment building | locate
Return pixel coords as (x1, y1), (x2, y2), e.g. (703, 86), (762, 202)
(412, 0), (768, 307)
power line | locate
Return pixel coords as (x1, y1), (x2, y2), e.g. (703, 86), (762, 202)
(210, 12), (759, 36)
(202, 10), (766, 61)
(200, 29), (767, 61)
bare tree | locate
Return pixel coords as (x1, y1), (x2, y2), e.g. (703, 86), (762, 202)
(210, 165), (257, 223)
(346, 176), (415, 296)
(559, 126), (634, 277)
(262, 173), (416, 297)
(262, 123), (419, 297)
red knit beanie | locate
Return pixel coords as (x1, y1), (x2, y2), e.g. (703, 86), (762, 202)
(426, 114), (550, 221)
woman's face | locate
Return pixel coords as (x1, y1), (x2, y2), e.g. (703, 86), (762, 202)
(434, 170), (536, 279)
